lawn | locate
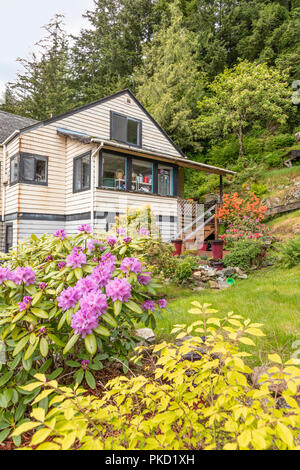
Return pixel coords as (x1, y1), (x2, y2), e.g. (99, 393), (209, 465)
(157, 266), (300, 367)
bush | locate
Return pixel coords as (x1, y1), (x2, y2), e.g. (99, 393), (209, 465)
(0, 227), (166, 442)
(264, 134), (295, 152)
(15, 302), (300, 450)
(224, 239), (265, 271)
(174, 256), (198, 284)
(142, 239), (178, 279)
(278, 237), (300, 268)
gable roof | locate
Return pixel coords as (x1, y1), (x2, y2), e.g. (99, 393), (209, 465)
(0, 110), (39, 144)
(15, 89), (186, 158)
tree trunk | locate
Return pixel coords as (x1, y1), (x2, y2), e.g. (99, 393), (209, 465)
(237, 125), (244, 159)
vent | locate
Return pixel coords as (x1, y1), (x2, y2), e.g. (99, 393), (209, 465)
(126, 97), (132, 104)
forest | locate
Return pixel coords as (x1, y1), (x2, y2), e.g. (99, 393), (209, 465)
(1, 0), (300, 199)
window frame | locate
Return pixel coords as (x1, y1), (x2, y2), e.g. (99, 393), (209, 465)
(110, 111), (142, 148)
(98, 150), (178, 197)
(5, 223), (13, 253)
(73, 151), (91, 193)
(9, 153), (48, 186)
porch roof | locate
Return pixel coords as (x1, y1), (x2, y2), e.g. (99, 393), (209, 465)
(57, 127), (236, 177)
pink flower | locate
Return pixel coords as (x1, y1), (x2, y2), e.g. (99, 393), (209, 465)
(123, 237), (132, 244)
(58, 262), (66, 270)
(80, 292), (108, 317)
(75, 276), (99, 295)
(57, 286), (81, 311)
(71, 309), (99, 338)
(19, 296), (32, 312)
(106, 236), (117, 247)
(116, 228), (126, 236)
(53, 229), (67, 240)
(92, 262), (115, 288)
(139, 228), (150, 237)
(87, 239), (105, 253)
(142, 300), (155, 312)
(0, 267), (12, 285)
(12, 267), (36, 286)
(106, 278), (131, 303)
(66, 248), (86, 269)
(39, 282), (48, 291)
(78, 224), (92, 233)
(158, 299), (167, 309)
(120, 257), (142, 275)
(137, 272), (151, 286)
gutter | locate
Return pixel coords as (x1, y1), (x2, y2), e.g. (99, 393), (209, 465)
(91, 138), (235, 176)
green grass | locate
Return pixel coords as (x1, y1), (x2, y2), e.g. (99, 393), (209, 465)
(156, 267), (300, 367)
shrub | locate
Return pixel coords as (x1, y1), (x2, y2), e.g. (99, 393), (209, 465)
(223, 239), (265, 271)
(217, 192), (267, 225)
(264, 151), (284, 169)
(174, 256), (198, 284)
(278, 237), (300, 268)
(0, 227), (166, 442)
(264, 134), (295, 152)
(142, 239), (178, 279)
(15, 303), (300, 450)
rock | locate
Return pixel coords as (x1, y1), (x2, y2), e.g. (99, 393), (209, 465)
(209, 280), (219, 289)
(182, 350), (205, 362)
(174, 335), (194, 346)
(135, 328), (156, 343)
(295, 132), (300, 142)
(220, 267), (236, 277)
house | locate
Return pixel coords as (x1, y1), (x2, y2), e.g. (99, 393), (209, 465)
(0, 89), (234, 252)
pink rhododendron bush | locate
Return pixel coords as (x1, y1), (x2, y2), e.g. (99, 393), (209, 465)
(0, 226), (166, 444)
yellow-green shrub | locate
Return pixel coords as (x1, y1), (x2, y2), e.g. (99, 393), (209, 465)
(13, 303), (300, 450)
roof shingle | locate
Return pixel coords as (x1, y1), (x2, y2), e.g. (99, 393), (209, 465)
(0, 111), (39, 144)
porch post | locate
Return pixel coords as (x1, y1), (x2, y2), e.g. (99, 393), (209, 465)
(219, 175), (223, 204)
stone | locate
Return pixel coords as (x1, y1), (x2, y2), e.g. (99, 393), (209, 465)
(218, 281), (230, 290)
(135, 328), (156, 343)
(209, 280), (219, 289)
(295, 132), (300, 142)
(220, 267), (236, 277)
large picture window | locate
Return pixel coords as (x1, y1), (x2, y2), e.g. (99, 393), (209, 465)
(111, 112), (142, 147)
(10, 153), (48, 185)
(73, 152), (91, 192)
(98, 151), (177, 197)
(101, 152), (127, 191)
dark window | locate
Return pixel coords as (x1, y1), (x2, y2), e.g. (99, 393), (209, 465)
(111, 112), (141, 147)
(10, 153), (47, 185)
(157, 164), (174, 196)
(5, 224), (13, 253)
(10, 155), (19, 184)
(73, 153), (91, 192)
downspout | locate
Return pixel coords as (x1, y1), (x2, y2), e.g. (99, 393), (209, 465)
(90, 141), (104, 231)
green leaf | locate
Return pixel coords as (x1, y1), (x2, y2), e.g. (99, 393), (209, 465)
(85, 370), (96, 389)
(47, 333), (65, 347)
(31, 308), (49, 319)
(94, 325), (110, 337)
(102, 312), (118, 329)
(0, 428), (10, 443)
(74, 369), (84, 385)
(125, 300), (143, 314)
(84, 334), (97, 355)
(75, 268), (83, 280)
(31, 292), (43, 307)
(63, 335), (80, 355)
(0, 371), (13, 388)
(113, 300), (122, 316)
(40, 338), (49, 358)
(24, 339), (39, 361)
(13, 335), (30, 357)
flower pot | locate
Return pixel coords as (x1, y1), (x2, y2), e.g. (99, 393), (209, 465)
(171, 239), (183, 256)
(198, 242), (207, 251)
(211, 239), (224, 260)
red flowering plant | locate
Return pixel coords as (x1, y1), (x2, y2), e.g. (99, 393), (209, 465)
(216, 192), (267, 247)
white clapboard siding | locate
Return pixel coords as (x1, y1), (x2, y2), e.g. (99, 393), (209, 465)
(95, 189), (178, 217)
(18, 220), (60, 242)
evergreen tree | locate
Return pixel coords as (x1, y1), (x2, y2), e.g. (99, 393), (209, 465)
(70, 0), (159, 105)
(134, 1), (204, 151)
(2, 15), (72, 120)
